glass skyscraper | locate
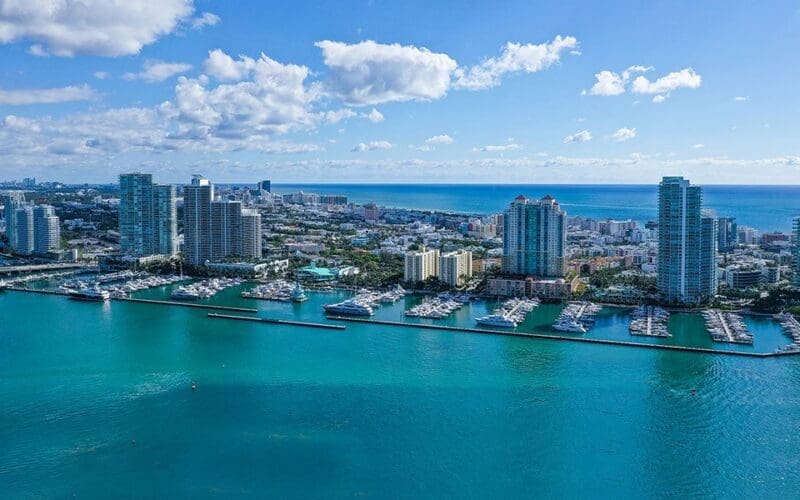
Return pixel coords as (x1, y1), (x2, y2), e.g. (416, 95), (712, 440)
(502, 195), (567, 278)
(119, 173), (177, 257)
(657, 176), (718, 305)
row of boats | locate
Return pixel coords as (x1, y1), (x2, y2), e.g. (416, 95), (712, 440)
(404, 293), (471, 319)
(775, 313), (800, 353)
(59, 274), (188, 298)
(702, 309), (753, 344)
(475, 297), (540, 328)
(242, 280), (308, 302)
(171, 277), (245, 300)
(629, 305), (671, 337)
(323, 286), (409, 316)
(553, 301), (601, 333)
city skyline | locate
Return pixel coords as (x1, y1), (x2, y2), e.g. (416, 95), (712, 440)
(0, 1), (799, 184)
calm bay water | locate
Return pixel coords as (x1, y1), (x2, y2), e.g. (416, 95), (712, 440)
(274, 184), (800, 232)
(2, 285), (800, 497)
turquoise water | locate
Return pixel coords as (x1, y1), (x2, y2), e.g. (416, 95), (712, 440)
(2, 286), (800, 497)
(273, 184), (800, 232)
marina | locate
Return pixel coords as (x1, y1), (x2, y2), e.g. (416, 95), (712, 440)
(552, 301), (602, 333)
(775, 312), (800, 353)
(242, 280), (309, 302)
(58, 272), (189, 298)
(323, 286), (408, 316)
(629, 305), (671, 338)
(404, 292), (470, 319)
(703, 309), (754, 344)
(475, 297), (540, 328)
(170, 277), (244, 300)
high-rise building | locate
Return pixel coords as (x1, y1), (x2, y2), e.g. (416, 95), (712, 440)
(2, 191), (26, 250)
(657, 177), (717, 305)
(259, 180), (271, 193)
(183, 175), (214, 265)
(119, 173), (177, 257)
(151, 184), (177, 256)
(440, 250), (473, 287)
(717, 216), (737, 253)
(404, 247), (440, 282)
(364, 202), (380, 221)
(183, 176), (262, 266)
(502, 195), (567, 278)
(14, 206), (34, 255)
(241, 209), (262, 259)
(211, 200), (243, 260)
(33, 205), (60, 254)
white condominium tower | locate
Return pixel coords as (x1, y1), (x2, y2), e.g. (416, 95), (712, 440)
(183, 175), (214, 266)
(183, 175), (262, 266)
(33, 205), (60, 255)
(657, 176), (718, 305)
(119, 173), (177, 257)
(502, 195), (567, 278)
(440, 250), (473, 287)
(404, 247), (440, 283)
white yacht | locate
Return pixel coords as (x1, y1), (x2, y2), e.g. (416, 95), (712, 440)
(69, 288), (111, 302)
(553, 319), (587, 333)
(323, 299), (374, 316)
(171, 287), (201, 300)
(475, 314), (518, 328)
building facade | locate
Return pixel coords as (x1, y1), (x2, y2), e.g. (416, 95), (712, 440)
(14, 206), (34, 255)
(183, 175), (214, 265)
(183, 175), (262, 266)
(439, 250), (473, 287)
(2, 190), (26, 250)
(241, 209), (263, 259)
(33, 205), (61, 255)
(119, 173), (177, 257)
(502, 195), (567, 278)
(657, 177), (717, 305)
(404, 247), (440, 283)
(717, 216), (737, 253)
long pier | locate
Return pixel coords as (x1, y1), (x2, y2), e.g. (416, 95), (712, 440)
(208, 313), (345, 330)
(326, 316), (800, 358)
(114, 297), (257, 313)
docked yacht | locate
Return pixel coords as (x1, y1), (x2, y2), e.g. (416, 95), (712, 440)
(323, 299), (374, 316)
(171, 287), (201, 300)
(290, 283), (308, 302)
(69, 288), (111, 302)
(475, 314), (518, 328)
(553, 319), (587, 333)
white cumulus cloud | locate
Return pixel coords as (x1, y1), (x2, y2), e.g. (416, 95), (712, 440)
(453, 35), (578, 90)
(631, 68), (701, 101)
(351, 140), (394, 152)
(563, 130), (592, 143)
(611, 127), (637, 142)
(0, 84), (96, 105)
(315, 40), (458, 105)
(425, 134), (454, 145)
(473, 142), (521, 152)
(191, 12), (220, 30)
(0, 0), (195, 57)
(586, 66), (700, 102)
(123, 61), (192, 83)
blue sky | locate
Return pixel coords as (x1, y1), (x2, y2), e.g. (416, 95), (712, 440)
(0, 0), (798, 184)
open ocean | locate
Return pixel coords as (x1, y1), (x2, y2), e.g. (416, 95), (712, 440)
(273, 184), (800, 233)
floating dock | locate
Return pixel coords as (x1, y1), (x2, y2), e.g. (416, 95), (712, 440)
(703, 309), (753, 344)
(208, 313), (345, 330)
